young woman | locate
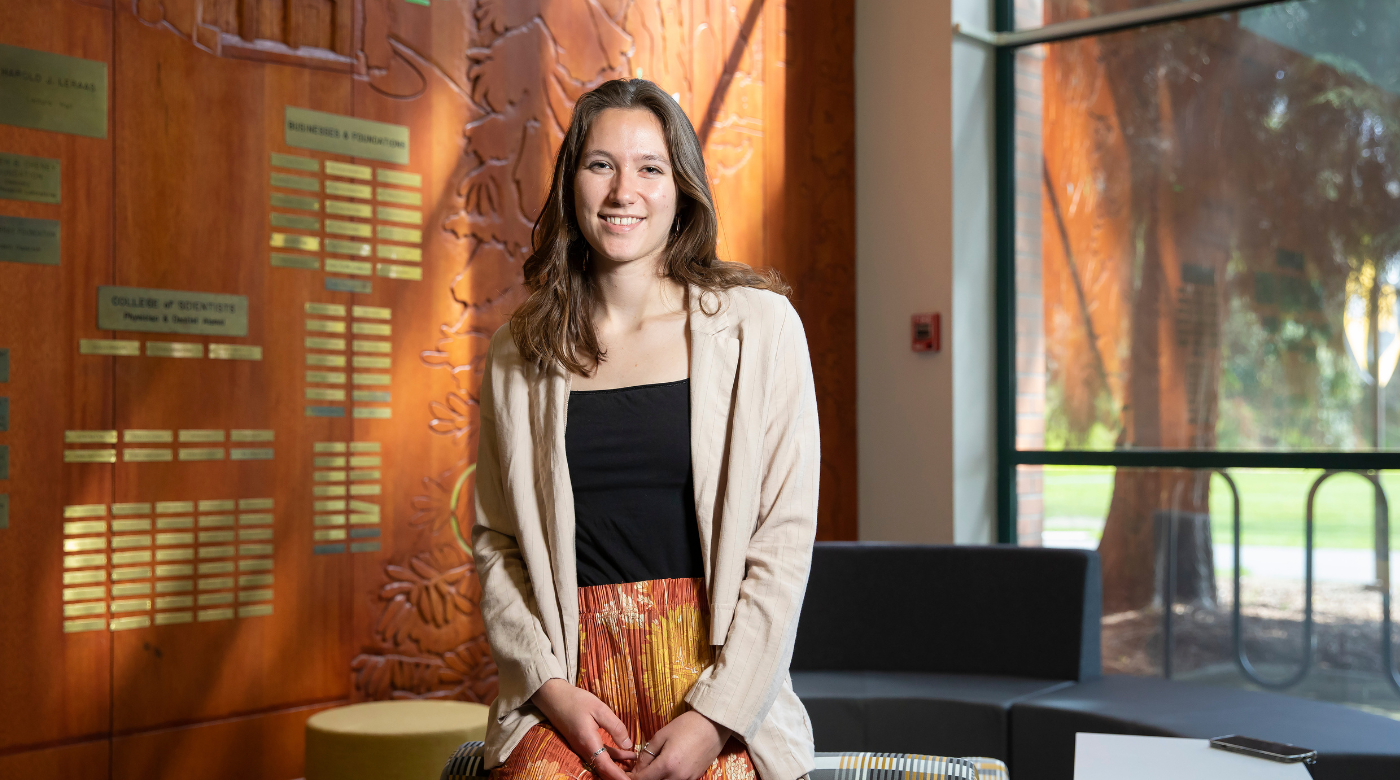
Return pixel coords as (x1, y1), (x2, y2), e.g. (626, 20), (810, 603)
(472, 78), (819, 780)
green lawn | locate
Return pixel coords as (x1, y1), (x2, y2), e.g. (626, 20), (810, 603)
(1040, 466), (1400, 549)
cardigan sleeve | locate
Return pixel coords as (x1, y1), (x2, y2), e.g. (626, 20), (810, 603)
(684, 300), (820, 740)
(471, 329), (568, 716)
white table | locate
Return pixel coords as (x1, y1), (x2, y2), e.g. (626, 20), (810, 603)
(1073, 733), (1313, 780)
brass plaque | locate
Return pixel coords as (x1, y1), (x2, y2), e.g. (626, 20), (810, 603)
(63, 569), (106, 585)
(229, 431), (274, 445)
(352, 340), (392, 354)
(326, 277), (372, 294)
(305, 405), (345, 418)
(271, 233), (320, 251)
(349, 442), (380, 453)
(112, 501), (151, 515)
(110, 599), (151, 614)
(270, 153), (319, 173)
(64, 553), (107, 568)
(64, 520), (107, 535)
(314, 456), (347, 468)
(197, 594), (233, 606)
(197, 531), (235, 545)
(314, 514), (347, 526)
(111, 534), (153, 549)
(348, 499), (380, 514)
(111, 565), (152, 580)
(376, 225), (421, 244)
(352, 391), (391, 403)
(110, 615), (152, 631)
(353, 373), (391, 386)
(376, 244), (421, 262)
(229, 448), (274, 461)
(239, 588), (274, 603)
(306, 388), (346, 402)
(271, 213), (319, 231)
(98, 286), (248, 337)
(145, 341), (204, 359)
(178, 448), (224, 462)
(269, 193), (319, 212)
(351, 305), (392, 320)
(238, 558), (275, 572)
(111, 519), (152, 532)
(0, 152), (60, 204)
(239, 573), (275, 587)
(325, 258), (372, 276)
(377, 263), (422, 281)
(376, 187), (422, 206)
(123, 448), (172, 462)
(316, 485), (349, 497)
(155, 500), (195, 514)
(324, 181), (372, 200)
(307, 353), (347, 368)
(64, 618), (106, 633)
(314, 499), (347, 512)
(314, 442), (348, 453)
(0, 44), (107, 138)
(197, 515), (233, 528)
(305, 337), (346, 351)
(326, 219), (372, 238)
(305, 302), (346, 317)
(325, 161), (372, 181)
(349, 455), (382, 468)
(238, 528), (273, 541)
(352, 356), (391, 369)
(306, 370), (346, 384)
(239, 512), (274, 525)
(79, 338), (140, 356)
(63, 503), (107, 518)
(155, 595), (194, 609)
(65, 449), (116, 463)
(270, 172), (319, 192)
(62, 587), (107, 604)
(208, 344), (262, 360)
(351, 322), (392, 336)
(154, 611), (193, 625)
(179, 429), (224, 443)
(64, 537), (107, 552)
(239, 604), (274, 618)
(349, 470), (381, 481)
(376, 206), (422, 225)
(350, 541), (381, 553)
(238, 499), (274, 514)
(314, 470), (347, 482)
(270, 253), (319, 270)
(306, 319), (347, 334)
(197, 499), (235, 512)
(324, 238), (371, 256)
(197, 561), (235, 574)
(285, 106), (409, 165)
(153, 564), (193, 578)
(198, 546), (235, 559)
(124, 430), (172, 443)
(65, 430), (117, 444)
(155, 549), (194, 562)
(112, 550), (153, 564)
(196, 607), (234, 622)
(376, 169), (421, 187)
(239, 543), (274, 556)
(154, 517), (193, 530)
(325, 199), (373, 218)
(64, 602), (106, 618)
(111, 582), (152, 597)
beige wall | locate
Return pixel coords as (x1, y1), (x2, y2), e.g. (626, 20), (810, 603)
(857, 0), (997, 543)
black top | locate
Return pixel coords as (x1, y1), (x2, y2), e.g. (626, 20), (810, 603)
(566, 378), (704, 587)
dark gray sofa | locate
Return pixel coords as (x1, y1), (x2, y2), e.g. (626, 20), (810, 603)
(790, 542), (1400, 780)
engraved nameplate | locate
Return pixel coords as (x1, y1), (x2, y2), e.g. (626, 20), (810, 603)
(97, 286), (248, 337)
(0, 152), (60, 204)
(285, 106), (409, 165)
(0, 43), (107, 138)
(0, 215), (60, 266)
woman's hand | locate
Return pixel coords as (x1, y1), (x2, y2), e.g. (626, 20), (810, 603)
(631, 710), (732, 780)
(532, 678), (637, 780)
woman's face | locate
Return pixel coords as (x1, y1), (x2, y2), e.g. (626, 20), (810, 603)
(573, 108), (679, 268)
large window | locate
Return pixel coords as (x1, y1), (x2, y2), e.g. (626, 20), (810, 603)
(998, 0), (1400, 716)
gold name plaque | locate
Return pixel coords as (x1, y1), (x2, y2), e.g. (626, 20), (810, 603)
(179, 429), (224, 443)
(65, 449), (116, 464)
(123, 448), (173, 462)
(325, 258), (372, 276)
(0, 43), (107, 138)
(229, 448), (274, 461)
(124, 429), (172, 443)
(352, 305), (392, 320)
(271, 213), (319, 231)
(377, 263), (422, 281)
(146, 341), (204, 359)
(208, 344), (262, 360)
(377, 169), (421, 187)
(230, 430), (274, 443)
(66, 430), (117, 444)
(305, 337), (346, 351)
(325, 161), (372, 181)
(79, 339), (140, 356)
(271, 253), (319, 270)
(270, 153), (319, 173)
(376, 225), (421, 244)
(0, 152), (60, 204)
(285, 106), (409, 165)
(97, 286), (248, 337)
(178, 448), (224, 462)
(271, 172), (319, 192)
(376, 187), (422, 206)
(271, 233), (320, 252)
(326, 200), (373, 218)
(270, 193), (319, 212)
(0, 215), (60, 266)
(326, 220), (372, 238)
(376, 206), (422, 225)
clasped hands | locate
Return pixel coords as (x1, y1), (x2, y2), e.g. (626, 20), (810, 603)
(532, 678), (732, 780)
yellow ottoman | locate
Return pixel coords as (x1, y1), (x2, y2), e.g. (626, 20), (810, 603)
(306, 700), (490, 780)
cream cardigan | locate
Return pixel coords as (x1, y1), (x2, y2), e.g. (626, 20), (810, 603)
(471, 286), (820, 780)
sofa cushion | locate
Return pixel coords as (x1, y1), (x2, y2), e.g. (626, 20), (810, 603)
(793, 670), (1075, 761)
(1010, 675), (1400, 780)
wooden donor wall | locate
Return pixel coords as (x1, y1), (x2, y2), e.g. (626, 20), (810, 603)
(0, 1), (853, 778)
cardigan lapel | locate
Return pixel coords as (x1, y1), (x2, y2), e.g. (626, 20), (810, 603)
(689, 289), (739, 588)
(531, 359), (579, 679)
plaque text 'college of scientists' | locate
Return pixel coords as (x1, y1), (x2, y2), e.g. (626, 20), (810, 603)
(97, 287), (249, 337)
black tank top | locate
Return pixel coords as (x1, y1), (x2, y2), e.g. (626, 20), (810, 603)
(565, 378), (705, 587)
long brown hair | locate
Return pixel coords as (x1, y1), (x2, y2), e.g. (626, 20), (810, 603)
(510, 78), (788, 375)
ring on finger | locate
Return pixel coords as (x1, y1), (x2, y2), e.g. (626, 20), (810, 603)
(638, 742), (659, 758)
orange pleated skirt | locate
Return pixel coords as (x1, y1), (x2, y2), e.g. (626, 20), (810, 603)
(492, 578), (758, 780)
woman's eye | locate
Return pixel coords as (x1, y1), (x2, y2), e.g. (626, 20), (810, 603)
(588, 161), (610, 171)
(642, 166), (662, 175)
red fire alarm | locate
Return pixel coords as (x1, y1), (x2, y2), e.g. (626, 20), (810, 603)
(912, 313), (940, 352)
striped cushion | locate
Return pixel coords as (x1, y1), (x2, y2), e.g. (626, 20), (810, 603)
(440, 743), (1010, 780)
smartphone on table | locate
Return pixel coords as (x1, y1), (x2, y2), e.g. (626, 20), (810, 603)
(1209, 735), (1317, 764)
